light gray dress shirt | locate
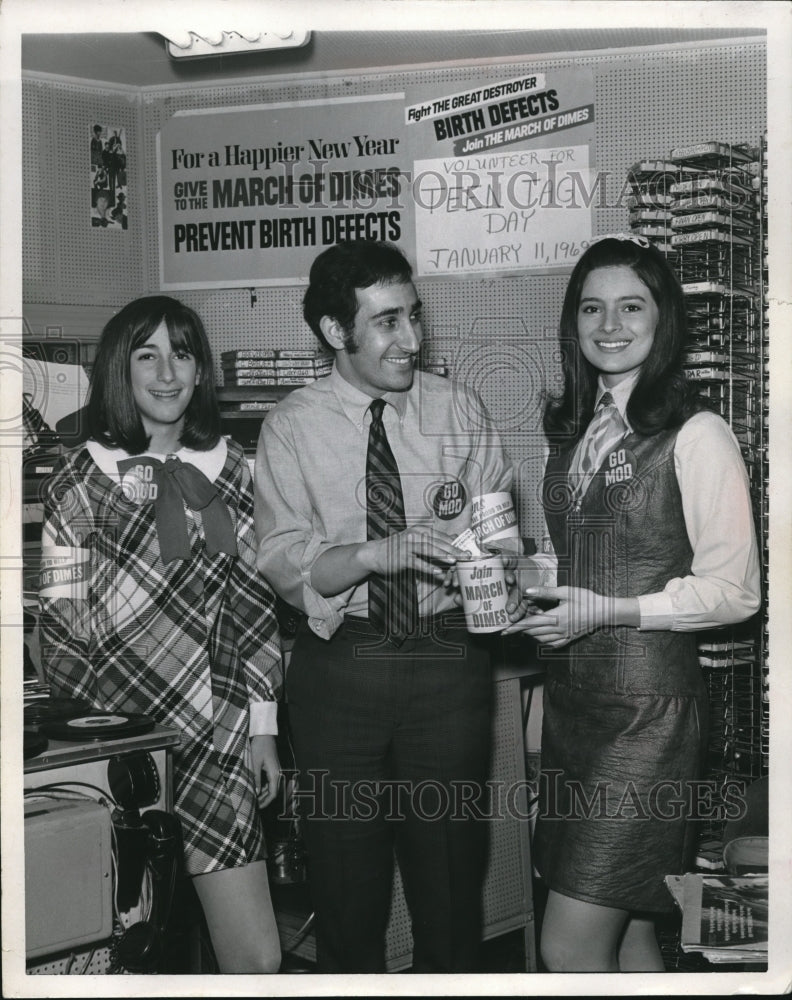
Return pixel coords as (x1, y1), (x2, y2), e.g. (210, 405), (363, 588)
(254, 366), (516, 639)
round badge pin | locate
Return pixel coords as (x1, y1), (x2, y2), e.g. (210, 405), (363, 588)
(432, 479), (467, 520)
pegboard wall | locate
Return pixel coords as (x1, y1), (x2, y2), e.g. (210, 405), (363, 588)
(22, 76), (144, 306)
(22, 38), (766, 542)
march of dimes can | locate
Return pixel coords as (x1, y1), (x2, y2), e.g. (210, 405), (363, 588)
(456, 554), (510, 634)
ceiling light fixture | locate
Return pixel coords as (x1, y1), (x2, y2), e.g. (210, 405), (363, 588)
(162, 29), (311, 60)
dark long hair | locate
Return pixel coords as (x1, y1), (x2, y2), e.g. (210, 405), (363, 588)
(544, 237), (700, 448)
(87, 295), (221, 454)
(303, 240), (413, 350)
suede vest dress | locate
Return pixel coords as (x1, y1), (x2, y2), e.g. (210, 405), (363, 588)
(532, 425), (708, 912)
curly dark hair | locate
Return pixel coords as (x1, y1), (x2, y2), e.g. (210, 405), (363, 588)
(302, 241), (413, 351)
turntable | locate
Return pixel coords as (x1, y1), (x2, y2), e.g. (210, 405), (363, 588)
(23, 697), (180, 810)
(24, 696), (92, 759)
(23, 697), (159, 761)
(39, 711), (155, 742)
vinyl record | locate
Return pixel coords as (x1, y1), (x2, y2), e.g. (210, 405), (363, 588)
(24, 696), (93, 727)
(40, 712), (155, 741)
(24, 730), (49, 758)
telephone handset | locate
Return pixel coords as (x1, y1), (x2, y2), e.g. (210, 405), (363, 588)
(107, 752), (182, 973)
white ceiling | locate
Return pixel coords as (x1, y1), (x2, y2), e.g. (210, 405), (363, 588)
(21, 28), (763, 88)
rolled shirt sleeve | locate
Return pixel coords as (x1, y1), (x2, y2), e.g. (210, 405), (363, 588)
(254, 403), (358, 639)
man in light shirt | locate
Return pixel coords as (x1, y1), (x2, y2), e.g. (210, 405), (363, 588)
(254, 240), (519, 973)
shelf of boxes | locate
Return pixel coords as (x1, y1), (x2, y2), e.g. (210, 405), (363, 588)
(216, 349), (450, 455)
(216, 349), (332, 452)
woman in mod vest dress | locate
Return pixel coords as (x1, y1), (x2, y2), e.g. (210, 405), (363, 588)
(507, 236), (761, 971)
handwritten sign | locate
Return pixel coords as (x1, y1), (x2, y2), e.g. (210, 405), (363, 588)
(412, 143), (593, 275)
(404, 67), (595, 277)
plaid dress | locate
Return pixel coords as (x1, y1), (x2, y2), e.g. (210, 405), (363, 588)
(39, 438), (283, 876)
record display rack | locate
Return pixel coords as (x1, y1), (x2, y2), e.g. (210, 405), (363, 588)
(758, 132), (768, 776)
(629, 140), (769, 859)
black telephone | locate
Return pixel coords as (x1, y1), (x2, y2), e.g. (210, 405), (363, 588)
(107, 752), (182, 973)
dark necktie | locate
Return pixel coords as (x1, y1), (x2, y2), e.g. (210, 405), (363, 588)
(366, 398), (418, 640)
(569, 391), (626, 506)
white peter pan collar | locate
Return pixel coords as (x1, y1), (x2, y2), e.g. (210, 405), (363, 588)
(86, 437), (228, 484)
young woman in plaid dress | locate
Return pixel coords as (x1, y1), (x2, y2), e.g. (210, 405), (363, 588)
(39, 296), (284, 972)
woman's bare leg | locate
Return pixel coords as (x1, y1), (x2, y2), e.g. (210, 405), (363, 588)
(192, 859), (281, 973)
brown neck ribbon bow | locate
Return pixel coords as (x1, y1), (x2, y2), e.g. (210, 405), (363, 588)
(117, 454), (237, 564)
